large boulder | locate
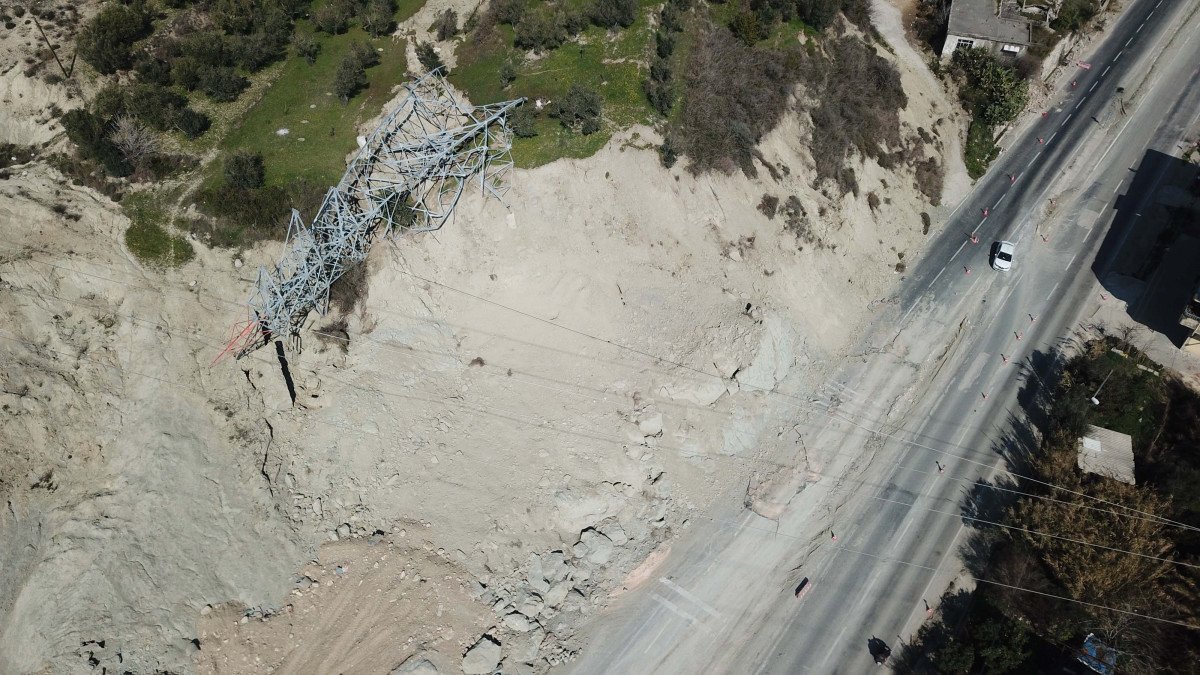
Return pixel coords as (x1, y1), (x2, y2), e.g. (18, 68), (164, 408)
(462, 636), (502, 675)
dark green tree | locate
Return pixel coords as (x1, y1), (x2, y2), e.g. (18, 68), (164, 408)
(416, 41), (446, 73)
(333, 55), (367, 102)
(76, 2), (153, 74)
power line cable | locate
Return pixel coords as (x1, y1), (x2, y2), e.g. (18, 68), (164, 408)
(7, 255), (1199, 535)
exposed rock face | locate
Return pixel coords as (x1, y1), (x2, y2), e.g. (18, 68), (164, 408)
(461, 636), (502, 674)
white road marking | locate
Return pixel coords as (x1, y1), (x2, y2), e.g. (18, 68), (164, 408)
(1075, 99), (1085, 110)
(650, 593), (699, 625)
(1063, 113), (1073, 125)
(643, 623), (671, 654)
(1148, 9), (1155, 17)
(994, 193), (1007, 208)
(1115, 49), (1123, 61)
(1067, 252), (1078, 268)
(1046, 280), (1060, 302)
(659, 578), (722, 618)
(952, 240), (967, 259)
(1102, 65), (1111, 77)
(1089, 81), (1099, 92)
(928, 266), (946, 289)
(1136, 22), (1144, 32)
(1126, 36), (1134, 46)
(1115, 177), (1125, 195)
(1048, 131), (1058, 143)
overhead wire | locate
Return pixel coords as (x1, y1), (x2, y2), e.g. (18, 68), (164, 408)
(5, 252), (1200, 536)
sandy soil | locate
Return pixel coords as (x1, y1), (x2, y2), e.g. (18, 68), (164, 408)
(0, 1), (966, 672)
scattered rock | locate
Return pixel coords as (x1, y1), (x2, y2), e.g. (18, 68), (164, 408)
(502, 612), (534, 632)
(462, 635), (502, 675)
(579, 528), (614, 566)
(599, 522), (628, 547)
(391, 654), (440, 675)
(637, 412), (663, 437)
(543, 581), (571, 609)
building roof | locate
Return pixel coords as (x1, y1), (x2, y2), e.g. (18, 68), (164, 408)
(947, 0), (1034, 46)
(1077, 425), (1136, 485)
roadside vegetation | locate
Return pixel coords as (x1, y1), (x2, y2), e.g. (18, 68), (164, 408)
(945, 47), (1028, 179)
(898, 335), (1200, 673)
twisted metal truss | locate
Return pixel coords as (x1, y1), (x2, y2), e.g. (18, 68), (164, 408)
(224, 70), (523, 359)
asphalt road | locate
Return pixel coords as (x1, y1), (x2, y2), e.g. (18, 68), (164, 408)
(567, 0), (1200, 671)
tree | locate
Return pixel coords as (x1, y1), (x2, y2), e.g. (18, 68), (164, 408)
(416, 41), (445, 73)
(333, 54), (367, 102)
(199, 66), (249, 102)
(951, 47), (1029, 126)
(173, 108), (212, 138)
(110, 115), (158, 168)
(796, 0), (840, 30)
(76, 2), (153, 74)
(590, 0), (636, 28)
(312, 4), (350, 34)
(349, 41), (381, 69)
(224, 150), (265, 189)
(550, 84), (603, 134)
(125, 84), (188, 131)
(434, 8), (459, 40)
(729, 10), (765, 45)
(510, 105), (538, 137)
(499, 62), (517, 88)
(361, 0), (396, 37)
(293, 33), (321, 64)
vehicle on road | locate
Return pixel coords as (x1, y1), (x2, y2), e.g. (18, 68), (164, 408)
(794, 577), (812, 600)
(991, 240), (1015, 271)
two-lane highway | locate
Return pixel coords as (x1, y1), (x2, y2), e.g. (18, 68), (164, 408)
(567, 0), (1200, 671)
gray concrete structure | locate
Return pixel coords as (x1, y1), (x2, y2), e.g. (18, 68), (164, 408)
(1078, 425), (1136, 485)
(942, 0), (1036, 59)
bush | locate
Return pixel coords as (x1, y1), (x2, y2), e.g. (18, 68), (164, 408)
(644, 78), (675, 116)
(590, 0), (636, 28)
(659, 134), (679, 168)
(952, 47), (1028, 126)
(655, 30), (676, 58)
(514, 12), (568, 51)
(173, 108), (211, 138)
(963, 119), (999, 179)
(500, 62), (517, 87)
(675, 27), (794, 174)
(349, 41), (381, 69)
(796, 0), (841, 30)
(550, 84), (603, 134)
(293, 33), (321, 64)
(434, 8), (459, 40)
(510, 105), (538, 137)
(172, 57), (204, 90)
(312, 4), (350, 34)
(177, 31), (235, 68)
(224, 150), (265, 189)
(493, 0), (527, 25)
(135, 57), (173, 86)
(729, 10), (766, 45)
(362, 0), (397, 37)
(231, 32), (285, 72)
(76, 2), (153, 74)
(333, 54), (367, 102)
(126, 84), (189, 131)
(200, 66), (249, 102)
(1051, 0), (1099, 32)
(416, 41), (446, 73)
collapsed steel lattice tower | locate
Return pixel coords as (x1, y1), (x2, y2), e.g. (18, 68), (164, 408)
(225, 71), (523, 359)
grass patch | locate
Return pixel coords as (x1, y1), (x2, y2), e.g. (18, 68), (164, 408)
(122, 192), (194, 267)
(1081, 346), (1167, 452)
(964, 118), (998, 179)
(450, 1), (658, 168)
(212, 13), (421, 192)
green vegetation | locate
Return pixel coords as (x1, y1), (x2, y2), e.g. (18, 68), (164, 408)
(951, 47), (1029, 179)
(122, 193), (195, 267)
(963, 119), (999, 179)
(1052, 0), (1100, 32)
(903, 337), (1200, 673)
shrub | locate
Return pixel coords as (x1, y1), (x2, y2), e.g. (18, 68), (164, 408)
(590, 0), (636, 28)
(659, 134), (679, 168)
(951, 47), (1029, 126)
(76, 2), (152, 74)
(500, 62), (517, 87)
(200, 66), (249, 102)
(224, 150), (265, 188)
(312, 4), (350, 34)
(758, 193), (779, 217)
(660, 4), (682, 32)
(796, 0), (841, 30)
(434, 8), (459, 40)
(416, 41), (446, 72)
(231, 32), (284, 72)
(550, 84), (603, 134)
(655, 30), (676, 58)
(293, 33), (321, 64)
(126, 84), (189, 131)
(510, 106), (538, 137)
(675, 27), (794, 174)
(177, 31), (235, 68)
(135, 57), (173, 86)
(644, 78), (675, 116)
(173, 108), (212, 138)
(514, 12), (567, 51)
(172, 57), (204, 90)
(1051, 0), (1099, 32)
(493, 0), (527, 25)
(333, 54), (367, 102)
(362, 0), (397, 37)
(729, 10), (765, 45)
(349, 41), (381, 69)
